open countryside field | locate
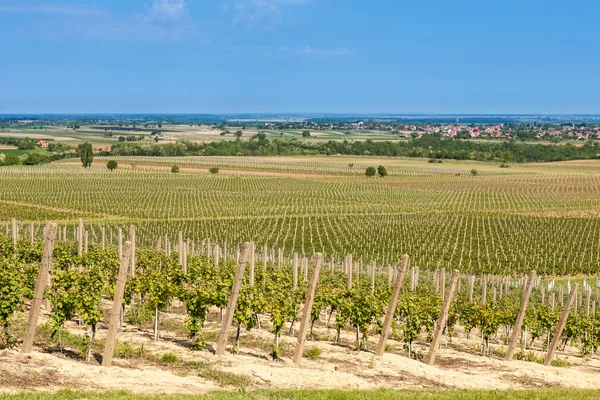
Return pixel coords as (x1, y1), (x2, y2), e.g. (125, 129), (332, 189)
(1, 156), (600, 275)
(3, 155), (600, 399)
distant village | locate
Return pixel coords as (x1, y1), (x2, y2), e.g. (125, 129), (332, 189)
(261, 121), (600, 141)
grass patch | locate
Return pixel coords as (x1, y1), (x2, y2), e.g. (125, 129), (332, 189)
(303, 346), (321, 359)
(197, 369), (253, 389)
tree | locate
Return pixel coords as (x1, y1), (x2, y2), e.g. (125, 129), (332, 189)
(78, 142), (93, 168)
(365, 166), (376, 177)
(171, 165), (180, 174)
(470, 169), (478, 176)
(209, 167), (219, 174)
(17, 138), (36, 150)
(377, 165), (388, 177)
(107, 160), (118, 171)
(4, 155), (20, 166)
(235, 131), (243, 138)
(302, 130), (311, 138)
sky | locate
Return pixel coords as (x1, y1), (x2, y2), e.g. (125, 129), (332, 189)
(1, 0), (599, 114)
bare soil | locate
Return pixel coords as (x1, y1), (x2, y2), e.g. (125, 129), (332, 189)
(2, 305), (600, 395)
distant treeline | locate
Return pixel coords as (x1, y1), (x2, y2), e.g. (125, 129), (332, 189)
(107, 135), (600, 163)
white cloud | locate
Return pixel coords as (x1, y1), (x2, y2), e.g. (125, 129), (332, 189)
(230, 0), (312, 28)
(147, 0), (187, 21)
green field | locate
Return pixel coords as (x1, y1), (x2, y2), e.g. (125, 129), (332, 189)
(1, 156), (599, 276)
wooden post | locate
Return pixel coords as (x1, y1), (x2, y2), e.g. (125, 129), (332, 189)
(586, 288), (591, 318)
(102, 241), (133, 367)
(29, 223), (34, 244)
(77, 218), (83, 256)
(216, 243), (251, 356)
(101, 226), (106, 250)
(293, 253), (323, 364)
(129, 225), (136, 277)
(293, 253), (299, 290)
(505, 271), (536, 361)
(84, 230), (89, 253)
(303, 256), (308, 283)
(118, 228), (123, 260)
(375, 255), (409, 356)
(178, 231), (183, 266)
(22, 223), (58, 354)
(544, 283), (578, 366)
(424, 269), (459, 365)
(213, 244), (219, 268)
(481, 275), (487, 305)
(468, 275), (475, 303)
(11, 218), (18, 252)
(262, 244), (268, 271)
(249, 241), (255, 286)
(347, 254), (353, 290)
(439, 268), (446, 300)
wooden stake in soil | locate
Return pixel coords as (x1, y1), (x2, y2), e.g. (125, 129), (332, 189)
(424, 269), (459, 366)
(216, 242), (251, 356)
(293, 253), (323, 364)
(505, 270), (536, 361)
(347, 254), (353, 290)
(468, 275), (475, 303)
(77, 218), (83, 256)
(129, 225), (136, 277)
(249, 241), (255, 286)
(293, 253), (299, 290)
(10, 218), (19, 250)
(375, 255), (409, 357)
(102, 241), (133, 367)
(544, 283), (578, 367)
(22, 223), (57, 353)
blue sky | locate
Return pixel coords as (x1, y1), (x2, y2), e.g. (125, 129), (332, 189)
(1, 0), (599, 114)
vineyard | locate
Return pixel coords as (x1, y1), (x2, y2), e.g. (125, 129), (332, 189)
(2, 157), (600, 395)
(0, 158), (599, 276)
(2, 222), (600, 395)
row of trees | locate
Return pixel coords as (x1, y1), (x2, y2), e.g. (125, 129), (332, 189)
(107, 136), (600, 163)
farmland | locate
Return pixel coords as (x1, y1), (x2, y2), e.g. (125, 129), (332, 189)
(1, 157), (600, 276)
(2, 156), (600, 398)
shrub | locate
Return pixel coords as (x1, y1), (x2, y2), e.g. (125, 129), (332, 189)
(161, 352), (180, 364)
(377, 165), (388, 177)
(171, 165), (180, 174)
(209, 167), (219, 174)
(500, 163), (510, 168)
(365, 166), (376, 177)
(303, 346), (321, 359)
(470, 169), (478, 176)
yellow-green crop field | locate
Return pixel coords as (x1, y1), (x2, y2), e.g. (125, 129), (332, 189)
(1, 156), (600, 276)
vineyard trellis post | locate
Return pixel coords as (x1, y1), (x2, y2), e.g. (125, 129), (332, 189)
(293, 253), (298, 290)
(375, 254), (409, 357)
(11, 219), (18, 254)
(102, 241), (133, 367)
(249, 241), (255, 286)
(129, 224), (136, 277)
(293, 253), (323, 364)
(22, 222), (57, 354)
(424, 269), (459, 366)
(544, 283), (578, 367)
(77, 218), (83, 256)
(216, 242), (251, 356)
(505, 270), (536, 361)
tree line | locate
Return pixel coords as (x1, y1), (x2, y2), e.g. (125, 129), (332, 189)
(107, 135), (600, 163)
